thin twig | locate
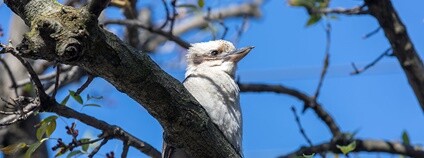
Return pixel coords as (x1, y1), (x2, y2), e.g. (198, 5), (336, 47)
(88, 138), (110, 158)
(351, 48), (392, 75)
(50, 103), (162, 158)
(312, 22), (331, 101)
(75, 75), (95, 95)
(0, 100), (39, 126)
(52, 64), (61, 98)
(45, 66), (86, 95)
(219, 20), (229, 39)
(15, 65), (73, 87)
(0, 58), (19, 97)
(169, 0), (178, 34)
(104, 19), (191, 49)
(159, 0), (170, 29)
(291, 106), (313, 147)
(8, 47), (46, 97)
(122, 141), (130, 158)
(362, 27), (381, 39)
(233, 16), (248, 44)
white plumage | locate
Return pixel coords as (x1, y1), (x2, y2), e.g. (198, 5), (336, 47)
(163, 40), (253, 158)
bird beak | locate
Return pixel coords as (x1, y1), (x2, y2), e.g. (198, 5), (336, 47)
(226, 46), (254, 62)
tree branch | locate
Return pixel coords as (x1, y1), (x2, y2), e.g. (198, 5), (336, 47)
(87, 0), (111, 17)
(280, 139), (424, 158)
(365, 0), (424, 113)
(47, 102), (161, 158)
(105, 1), (262, 51)
(239, 83), (342, 137)
(4, 0), (240, 157)
(313, 5), (369, 15)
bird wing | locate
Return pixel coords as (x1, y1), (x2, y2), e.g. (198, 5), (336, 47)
(183, 73), (243, 154)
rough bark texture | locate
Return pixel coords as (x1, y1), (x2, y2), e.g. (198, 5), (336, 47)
(0, 14), (48, 158)
(4, 0), (239, 157)
(365, 0), (424, 112)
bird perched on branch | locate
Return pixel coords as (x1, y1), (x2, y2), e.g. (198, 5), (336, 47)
(163, 40), (254, 158)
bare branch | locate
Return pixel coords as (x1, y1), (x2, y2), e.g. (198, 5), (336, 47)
(8, 47), (46, 98)
(159, 0), (170, 29)
(239, 83), (342, 137)
(105, 1), (262, 51)
(45, 67), (86, 95)
(48, 104), (161, 158)
(52, 64), (61, 98)
(88, 137), (109, 158)
(122, 141), (130, 158)
(75, 75), (95, 95)
(104, 19), (191, 49)
(280, 139), (424, 158)
(362, 27), (381, 39)
(15, 65), (73, 87)
(313, 4), (369, 15)
(351, 48), (392, 75)
(87, 0), (111, 17)
(291, 106), (313, 147)
(168, 0), (178, 34)
(0, 58), (19, 97)
(0, 97), (39, 126)
(312, 22), (331, 101)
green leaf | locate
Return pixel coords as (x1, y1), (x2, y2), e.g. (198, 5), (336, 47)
(336, 141), (356, 155)
(302, 153), (315, 158)
(67, 150), (83, 158)
(46, 120), (56, 138)
(80, 138), (90, 152)
(83, 104), (101, 108)
(23, 83), (34, 94)
(0, 143), (27, 155)
(402, 130), (410, 145)
(306, 14), (322, 26)
(25, 138), (48, 158)
(36, 123), (48, 140)
(288, 0), (314, 8)
(197, 0), (204, 8)
(43, 115), (59, 123)
(69, 90), (83, 104)
(36, 116), (58, 140)
(61, 95), (70, 105)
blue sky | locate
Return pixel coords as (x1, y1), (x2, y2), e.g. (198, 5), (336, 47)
(1, 0), (424, 157)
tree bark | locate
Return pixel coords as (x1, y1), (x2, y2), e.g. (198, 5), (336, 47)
(4, 0), (240, 157)
(365, 0), (424, 112)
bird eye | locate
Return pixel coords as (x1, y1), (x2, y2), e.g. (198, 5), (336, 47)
(210, 50), (219, 56)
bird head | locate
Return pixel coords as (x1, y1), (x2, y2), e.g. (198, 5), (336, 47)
(186, 40), (254, 77)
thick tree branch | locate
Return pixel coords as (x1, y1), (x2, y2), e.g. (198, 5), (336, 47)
(280, 139), (424, 158)
(239, 83), (342, 137)
(4, 0), (240, 157)
(87, 0), (111, 17)
(365, 0), (424, 112)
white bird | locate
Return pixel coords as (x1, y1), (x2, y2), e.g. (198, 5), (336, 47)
(163, 40), (254, 158)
